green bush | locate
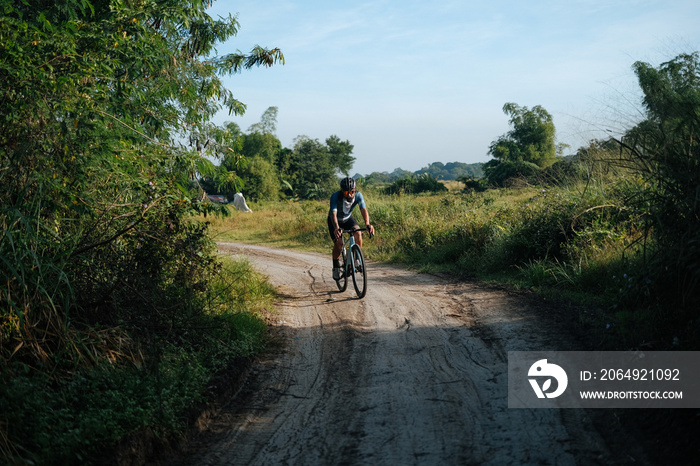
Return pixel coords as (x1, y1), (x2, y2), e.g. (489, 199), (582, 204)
(0, 356), (208, 464)
(0, 254), (272, 465)
(457, 175), (488, 193)
(538, 158), (585, 185)
(383, 174), (448, 195)
(484, 160), (541, 187)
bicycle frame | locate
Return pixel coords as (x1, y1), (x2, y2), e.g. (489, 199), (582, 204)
(342, 232), (358, 275)
(335, 227), (371, 298)
(340, 228), (368, 277)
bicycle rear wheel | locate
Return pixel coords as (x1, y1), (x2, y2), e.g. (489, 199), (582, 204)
(335, 247), (348, 292)
(351, 244), (367, 298)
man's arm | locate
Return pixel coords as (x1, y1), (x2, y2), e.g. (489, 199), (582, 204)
(360, 208), (375, 235)
(329, 192), (342, 240)
(329, 210), (342, 240)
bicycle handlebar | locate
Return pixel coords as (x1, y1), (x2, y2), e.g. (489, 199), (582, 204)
(341, 227), (375, 238)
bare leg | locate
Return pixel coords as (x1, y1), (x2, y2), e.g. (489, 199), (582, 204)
(353, 229), (363, 249)
(332, 237), (343, 261)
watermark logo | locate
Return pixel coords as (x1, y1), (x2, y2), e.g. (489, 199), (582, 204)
(528, 359), (568, 399)
(510, 351), (700, 408)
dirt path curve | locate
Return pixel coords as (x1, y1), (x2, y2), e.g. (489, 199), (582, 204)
(173, 243), (646, 466)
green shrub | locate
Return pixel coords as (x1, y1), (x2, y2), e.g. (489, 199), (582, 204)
(457, 175), (488, 193)
(0, 254), (272, 465)
(538, 158), (585, 185)
(484, 160), (541, 187)
(0, 355), (208, 464)
(383, 174), (448, 195)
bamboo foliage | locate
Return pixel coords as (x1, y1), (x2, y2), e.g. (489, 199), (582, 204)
(0, 0), (283, 370)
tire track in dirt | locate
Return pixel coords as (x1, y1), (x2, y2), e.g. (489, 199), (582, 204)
(172, 243), (647, 466)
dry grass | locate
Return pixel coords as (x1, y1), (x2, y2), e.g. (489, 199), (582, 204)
(440, 180), (464, 192)
(205, 200), (331, 253)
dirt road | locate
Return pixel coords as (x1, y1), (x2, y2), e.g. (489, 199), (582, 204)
(173, 243), (648, 465)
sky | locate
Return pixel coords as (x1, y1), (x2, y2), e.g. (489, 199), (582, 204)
(206, 0), (700, 176)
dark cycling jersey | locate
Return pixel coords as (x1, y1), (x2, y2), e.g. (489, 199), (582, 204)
(329, 191), (366, 222)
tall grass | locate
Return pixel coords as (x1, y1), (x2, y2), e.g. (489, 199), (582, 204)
(212, 174), (675, 347)
(214, 182), (641, 292)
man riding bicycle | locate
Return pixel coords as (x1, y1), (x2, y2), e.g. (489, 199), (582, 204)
(328, 177), (375, 280)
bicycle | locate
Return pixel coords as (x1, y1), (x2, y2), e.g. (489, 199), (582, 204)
(334, 227), (373, 299)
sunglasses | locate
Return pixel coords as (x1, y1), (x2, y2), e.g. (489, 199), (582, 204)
(343, 190), (356, 196)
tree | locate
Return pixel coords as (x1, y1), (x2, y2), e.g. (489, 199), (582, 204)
(615, 52), (700, 311)
(391, 168), (414, 179)
(418, 162), (446, 179)
(488, 103), (557, 168)
(275, 135), (354, 199)
(416, 161), (484, 180)
(0, 0), (283, 375)
(240, 132), (283, 164)
(326, 135), (355, 175)
(210, 109), (284, 199)
(283, 136), (337, 199)
(248, 106), (279, 135)
(238, 107), (283, 165)
(236, 157), (281, 201)
(0, 1), (285, 462)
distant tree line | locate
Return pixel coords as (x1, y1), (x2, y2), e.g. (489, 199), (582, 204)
(202, 109), (490, 200)
(357, 103), (565, 194)
(356, 162), (484, 188)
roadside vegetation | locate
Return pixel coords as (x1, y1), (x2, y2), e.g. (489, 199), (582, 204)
(1, 1), (279, 464)
(212, 177), (653, 347)
(213, 156), (688, 351)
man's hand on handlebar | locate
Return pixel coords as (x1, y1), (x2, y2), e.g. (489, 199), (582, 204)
(336, 226), (375, 241)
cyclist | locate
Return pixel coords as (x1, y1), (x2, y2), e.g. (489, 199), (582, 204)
(328, 176), (375, 280)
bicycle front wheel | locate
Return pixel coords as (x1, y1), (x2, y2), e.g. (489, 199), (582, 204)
(351, 244), (367, 298)
(336, 247), (348, 292)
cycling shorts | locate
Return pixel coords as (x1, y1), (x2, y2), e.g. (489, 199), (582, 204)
(327, 214), (359, 241)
